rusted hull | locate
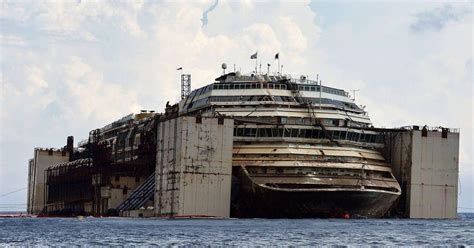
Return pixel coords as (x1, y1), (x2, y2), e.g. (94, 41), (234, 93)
(231, 173), (400, 218)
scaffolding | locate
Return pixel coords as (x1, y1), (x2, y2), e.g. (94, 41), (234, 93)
(181, 74), (191, 99)
(44, 113), (160, 216)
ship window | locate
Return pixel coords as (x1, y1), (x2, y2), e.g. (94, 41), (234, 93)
(291, 129), (299, 137)
(251, 84), (257, 89)
(363, 134), (369, 142)
(333, 131), (340, 139)
(229, 84), (234, 89)
(247, 128), (256, 137)
(313, 130), (322, 139)
(281, 85), (286, 90)
(275, 84), (281, 90)
(340, 131), (347, 140)
(223, 84), (229, 89)
(263, 84), (268, 89)
(257, 84), (261, 88)
(258, 128), (271, 137)
(352, 132), (359, 141)
(272, 128), (283, 137)
(310, 86), (316, 91)
(283, 129), (291, 137)
(269, 84), (274, 89)
(304, 129), (312, 138)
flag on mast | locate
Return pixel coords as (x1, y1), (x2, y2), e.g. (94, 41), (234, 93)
(177, 67), (183, 70)
(275, 53), (280, 74)
(250, 52), (258, 59)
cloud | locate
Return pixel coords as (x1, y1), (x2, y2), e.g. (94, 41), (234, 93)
(0, 34), (27, 47)
(0, 0), (472, 211)
(25, 66), (48, 96)
(0, 0), (321, 208)
(411, 3), (470, 33)
(201, 0), (219, 27)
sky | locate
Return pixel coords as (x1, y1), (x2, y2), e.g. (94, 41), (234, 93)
(0, 0), (472, 212)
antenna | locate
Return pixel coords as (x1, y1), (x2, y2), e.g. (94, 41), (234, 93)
(221, 63), (227, 75)
(319, 80), (322, 109)
(350, 89), (360, 101)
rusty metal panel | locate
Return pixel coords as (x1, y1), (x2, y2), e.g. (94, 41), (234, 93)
(234, 160), (393, 172)
(29, 149), (69, 215)
(408, 130), (459, 218)
(233, 145), (385, 161)
(155, 116), (233, 218)
(390, 130), (459, 219)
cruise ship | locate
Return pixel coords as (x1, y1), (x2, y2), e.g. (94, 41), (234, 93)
(179, 71), (401, 218)
(28, 68), (408, 219)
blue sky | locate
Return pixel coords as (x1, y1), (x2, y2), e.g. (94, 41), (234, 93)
(0, 0), (472, 212)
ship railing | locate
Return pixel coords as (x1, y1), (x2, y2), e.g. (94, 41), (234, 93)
(399, 125), (459, 133)
(289, 78), (318, 85)
(77, 139), (89, 147)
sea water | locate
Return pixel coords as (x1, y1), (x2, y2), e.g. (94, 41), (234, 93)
(1, 213), (473, 246)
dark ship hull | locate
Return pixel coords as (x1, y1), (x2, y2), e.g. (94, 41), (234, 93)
(231, 167), (400, 218)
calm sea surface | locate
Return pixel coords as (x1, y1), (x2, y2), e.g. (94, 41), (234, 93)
(1, 213), (473, 246)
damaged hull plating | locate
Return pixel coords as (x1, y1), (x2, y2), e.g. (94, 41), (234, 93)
(181, 72), (403, 218)
(232, 167), (400, 218)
